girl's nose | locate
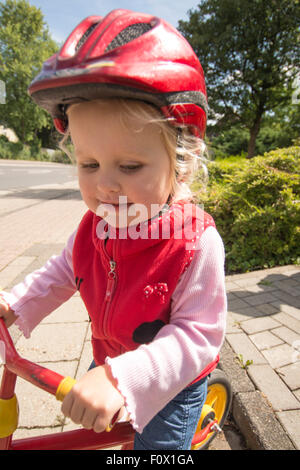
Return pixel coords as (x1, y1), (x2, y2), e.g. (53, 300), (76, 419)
(96, 171), (121, 194)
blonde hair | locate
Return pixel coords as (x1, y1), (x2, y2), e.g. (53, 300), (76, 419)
(59, 98), (209, 203)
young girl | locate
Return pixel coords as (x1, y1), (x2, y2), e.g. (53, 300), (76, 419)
(0, 9), (227, 450)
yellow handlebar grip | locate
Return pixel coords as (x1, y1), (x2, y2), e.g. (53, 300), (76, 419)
(106, 422), (114, 432)
(56, 377), (116, 433)
(56, 376), (77, 401)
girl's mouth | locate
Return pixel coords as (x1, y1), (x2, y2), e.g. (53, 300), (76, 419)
(99, 200), (134, 209)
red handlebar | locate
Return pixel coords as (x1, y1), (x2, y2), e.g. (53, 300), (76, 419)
(0, 319), (134, 447)
(0, 318), (65, 397)
(0, 319), (117, 432)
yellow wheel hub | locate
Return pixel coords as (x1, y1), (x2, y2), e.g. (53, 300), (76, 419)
(0, 394), (19, 438)
(191, 382), (228, 450)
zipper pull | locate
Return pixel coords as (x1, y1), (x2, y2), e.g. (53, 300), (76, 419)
(109, 260), (116, 274)
(105, 260), (116, 301)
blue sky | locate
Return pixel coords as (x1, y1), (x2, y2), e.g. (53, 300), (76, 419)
(27, 0), (200, 44)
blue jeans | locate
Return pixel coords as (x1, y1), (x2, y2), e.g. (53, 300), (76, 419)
(134, 378), (207, 450)
(88, 361), (207, 450)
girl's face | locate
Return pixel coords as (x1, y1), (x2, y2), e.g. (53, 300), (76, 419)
(68, 101), (172, 228)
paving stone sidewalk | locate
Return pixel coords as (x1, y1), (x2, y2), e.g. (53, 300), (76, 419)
(224, 265), (300, 449)
(0, 175), (299, 449)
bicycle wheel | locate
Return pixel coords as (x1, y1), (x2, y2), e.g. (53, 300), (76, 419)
(191, 368), (232, 450)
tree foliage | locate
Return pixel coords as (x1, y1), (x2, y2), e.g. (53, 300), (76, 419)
(178, 0), (300, 158)
(210, 97), (300, 159)
(194, 146), (300, 273)
(0, 0), (58, 144)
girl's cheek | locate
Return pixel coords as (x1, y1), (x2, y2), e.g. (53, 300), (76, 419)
(78, 173), (94, 190)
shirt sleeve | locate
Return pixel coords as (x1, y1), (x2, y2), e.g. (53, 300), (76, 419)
(105, 226), (227, 433)
(0, 230), (77, 338)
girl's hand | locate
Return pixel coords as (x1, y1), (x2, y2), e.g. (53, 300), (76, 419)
(61, 364), (125, 433)
(0, 295), (17, 327)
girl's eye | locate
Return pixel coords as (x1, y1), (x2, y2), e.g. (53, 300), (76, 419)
(78, 162), (142, 172)
(80, 163), (99, 170)
(120, 164), (143, 173)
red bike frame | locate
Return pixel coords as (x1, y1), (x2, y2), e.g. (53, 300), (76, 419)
(0, 319), (218, 450)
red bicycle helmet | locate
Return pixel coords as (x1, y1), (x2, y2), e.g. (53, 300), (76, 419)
(28, 9), (208, 138)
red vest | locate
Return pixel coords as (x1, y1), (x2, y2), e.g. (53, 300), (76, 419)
(72, 201), (217, 378)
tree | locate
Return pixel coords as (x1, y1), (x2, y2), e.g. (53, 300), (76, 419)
(210, 82), (300, 158)
(178, 0), (300, 158)
(0, 0), (58, 144)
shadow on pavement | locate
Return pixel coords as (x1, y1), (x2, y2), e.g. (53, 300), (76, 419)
(3, 188), (82, 201)
(227, 270), (300, 319)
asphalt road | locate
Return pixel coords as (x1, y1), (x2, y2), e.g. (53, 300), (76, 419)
(0, 159), (77, 191)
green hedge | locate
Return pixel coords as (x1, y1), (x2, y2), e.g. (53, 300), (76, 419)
(194, 146), (300, 274)
(0, 136), (70, 164)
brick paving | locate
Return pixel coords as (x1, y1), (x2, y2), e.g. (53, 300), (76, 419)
(226, 267), (300, 448)
(0, 165), (299, 449)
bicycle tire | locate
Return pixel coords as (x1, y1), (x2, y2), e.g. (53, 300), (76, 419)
(191, 368), (232, 450)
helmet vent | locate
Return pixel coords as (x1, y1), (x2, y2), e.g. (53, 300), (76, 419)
(105, 23), (152, 53)
(75, 22), (100, 53)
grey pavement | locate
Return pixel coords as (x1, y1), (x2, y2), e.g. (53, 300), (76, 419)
(222, 267), (300, 450)
(0, 160), (299, 450)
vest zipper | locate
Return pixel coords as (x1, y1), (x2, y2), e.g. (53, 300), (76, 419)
(103, 259), (117, 337)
